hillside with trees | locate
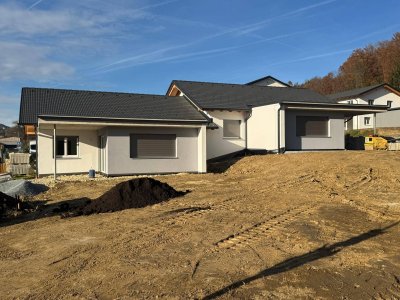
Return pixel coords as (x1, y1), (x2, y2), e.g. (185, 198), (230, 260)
(299, 33), (400, 95)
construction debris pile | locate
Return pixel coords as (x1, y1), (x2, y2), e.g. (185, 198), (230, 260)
(0, 179), (48, 197)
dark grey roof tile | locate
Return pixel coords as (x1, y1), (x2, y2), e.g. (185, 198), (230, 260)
(172, 80), (335, 110)
(19, 88), (208, 124)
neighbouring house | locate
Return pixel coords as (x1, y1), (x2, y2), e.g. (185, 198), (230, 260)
(167, 78), (387, 158)
(328, 83), (400, 130)
(0, 137), (21, 153)
(19, 77), (387, 177)
(19, 88), (209, 177)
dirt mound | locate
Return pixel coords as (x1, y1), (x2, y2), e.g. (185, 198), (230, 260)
(0, 192), (35, 219)
(79, 178), (187, 215)
(0, 191), (19, 216)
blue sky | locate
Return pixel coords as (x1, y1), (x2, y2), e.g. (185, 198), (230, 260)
(1, 0), (400, 126)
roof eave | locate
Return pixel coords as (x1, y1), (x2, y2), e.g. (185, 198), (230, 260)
(36, 115), (209, 124)
(281, 101), (388, 114)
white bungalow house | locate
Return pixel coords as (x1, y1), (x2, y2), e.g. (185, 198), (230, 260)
(328, 83), (400, 130)
(19, 77), (387, 177)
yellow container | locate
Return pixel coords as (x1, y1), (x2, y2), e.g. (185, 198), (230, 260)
(364, 136), (388, 150)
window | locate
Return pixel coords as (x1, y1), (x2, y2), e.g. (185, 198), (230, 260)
(223, 120), (241, 138)
(296, 116), (329, 137)
(130, 134), (176, 158)
(387, 101), (393, 108)
(364, 117), (371, 126)
(347, 100), (353, 104)
(368, 99), (374, 105)
(56, 136), (78, 157)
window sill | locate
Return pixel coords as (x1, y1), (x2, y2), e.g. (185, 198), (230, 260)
(131, 157), (179, 159)
(55, 156), (80, 159)
(223, 137), (242, 140)
(297, 136), (331, 138)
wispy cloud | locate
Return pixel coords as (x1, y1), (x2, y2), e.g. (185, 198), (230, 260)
(0, 42), (74, 81)
(229, 0), (337, 36)
(28, 0), (46, 10)
(337, 24), (400, 47)
(95, 0), (336, 72)
(96, 30), (316, 73)
(0, 3), (95, 35)
(268, 49), (353, 67)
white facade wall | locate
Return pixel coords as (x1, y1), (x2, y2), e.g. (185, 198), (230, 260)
(247, 103), (281, 151)
(37, 128), (99, 175)
(37, 124), (206, 176)
(205, 110), (247, 159)
(340, 87), (400, 129)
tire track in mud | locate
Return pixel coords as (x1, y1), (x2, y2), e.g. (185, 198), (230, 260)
(117, 195), (247, 249)
(373, 280), (400, 300)
(210, 204), (315, 252)
(117, 174), (321, 250)
(190, 204), (316, 278)
(345, 168), (374, 192)
(254, 174), (315, 195)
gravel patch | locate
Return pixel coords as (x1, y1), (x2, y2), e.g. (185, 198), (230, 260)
(0, 179), (48, 197)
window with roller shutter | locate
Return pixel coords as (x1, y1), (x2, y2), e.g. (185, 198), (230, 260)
(223, 120), (241, 138)
(296, 116), (329, 137)
(130, 134), (177, 158)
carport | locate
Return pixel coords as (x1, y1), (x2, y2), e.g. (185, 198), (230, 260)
(281, 102), (388, 151)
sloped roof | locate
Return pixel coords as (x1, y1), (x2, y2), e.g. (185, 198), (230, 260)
(170, 80), (335, 110)
(19, 87), (209, 125)
(328, 84), (387, 101)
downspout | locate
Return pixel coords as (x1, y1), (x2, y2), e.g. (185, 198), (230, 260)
(277, 104), (281, 153)
(35, 125), (38, 178)
(53, 124), (57, 181)
(373, 112), (377, 135)
(244, 106), (253, 150)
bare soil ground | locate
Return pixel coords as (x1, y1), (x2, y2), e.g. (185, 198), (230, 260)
(1, 151), (400, 299)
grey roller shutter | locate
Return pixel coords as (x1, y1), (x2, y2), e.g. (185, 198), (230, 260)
(130, 134), (176, 158)
(223, 120), (241, 138)
(296, 116), (329, 137)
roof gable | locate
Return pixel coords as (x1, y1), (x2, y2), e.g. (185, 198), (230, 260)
(246, 75), (290, 87)
(328, 83), (400, 101)
(19, 88), (209, 125)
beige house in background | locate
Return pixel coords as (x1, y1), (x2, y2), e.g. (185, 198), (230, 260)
(19, 76), (387, 177)
(329, 83), (400, 130)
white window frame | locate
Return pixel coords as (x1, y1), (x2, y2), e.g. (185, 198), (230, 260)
(55, 136), (79, 158)
(387, 100), (393, 108)
(223, 120), (241, 139)
(368, 100), (374, 105)
(364, 117), (371, 126)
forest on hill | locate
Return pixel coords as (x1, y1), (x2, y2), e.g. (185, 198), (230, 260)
(298, 33), (400, 95)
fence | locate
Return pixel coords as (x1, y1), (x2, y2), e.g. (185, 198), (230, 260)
(9, 153), (31, 175)
(388, 143), (400, 151)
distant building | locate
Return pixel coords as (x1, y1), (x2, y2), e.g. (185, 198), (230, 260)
(329, 83), (400, 130)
